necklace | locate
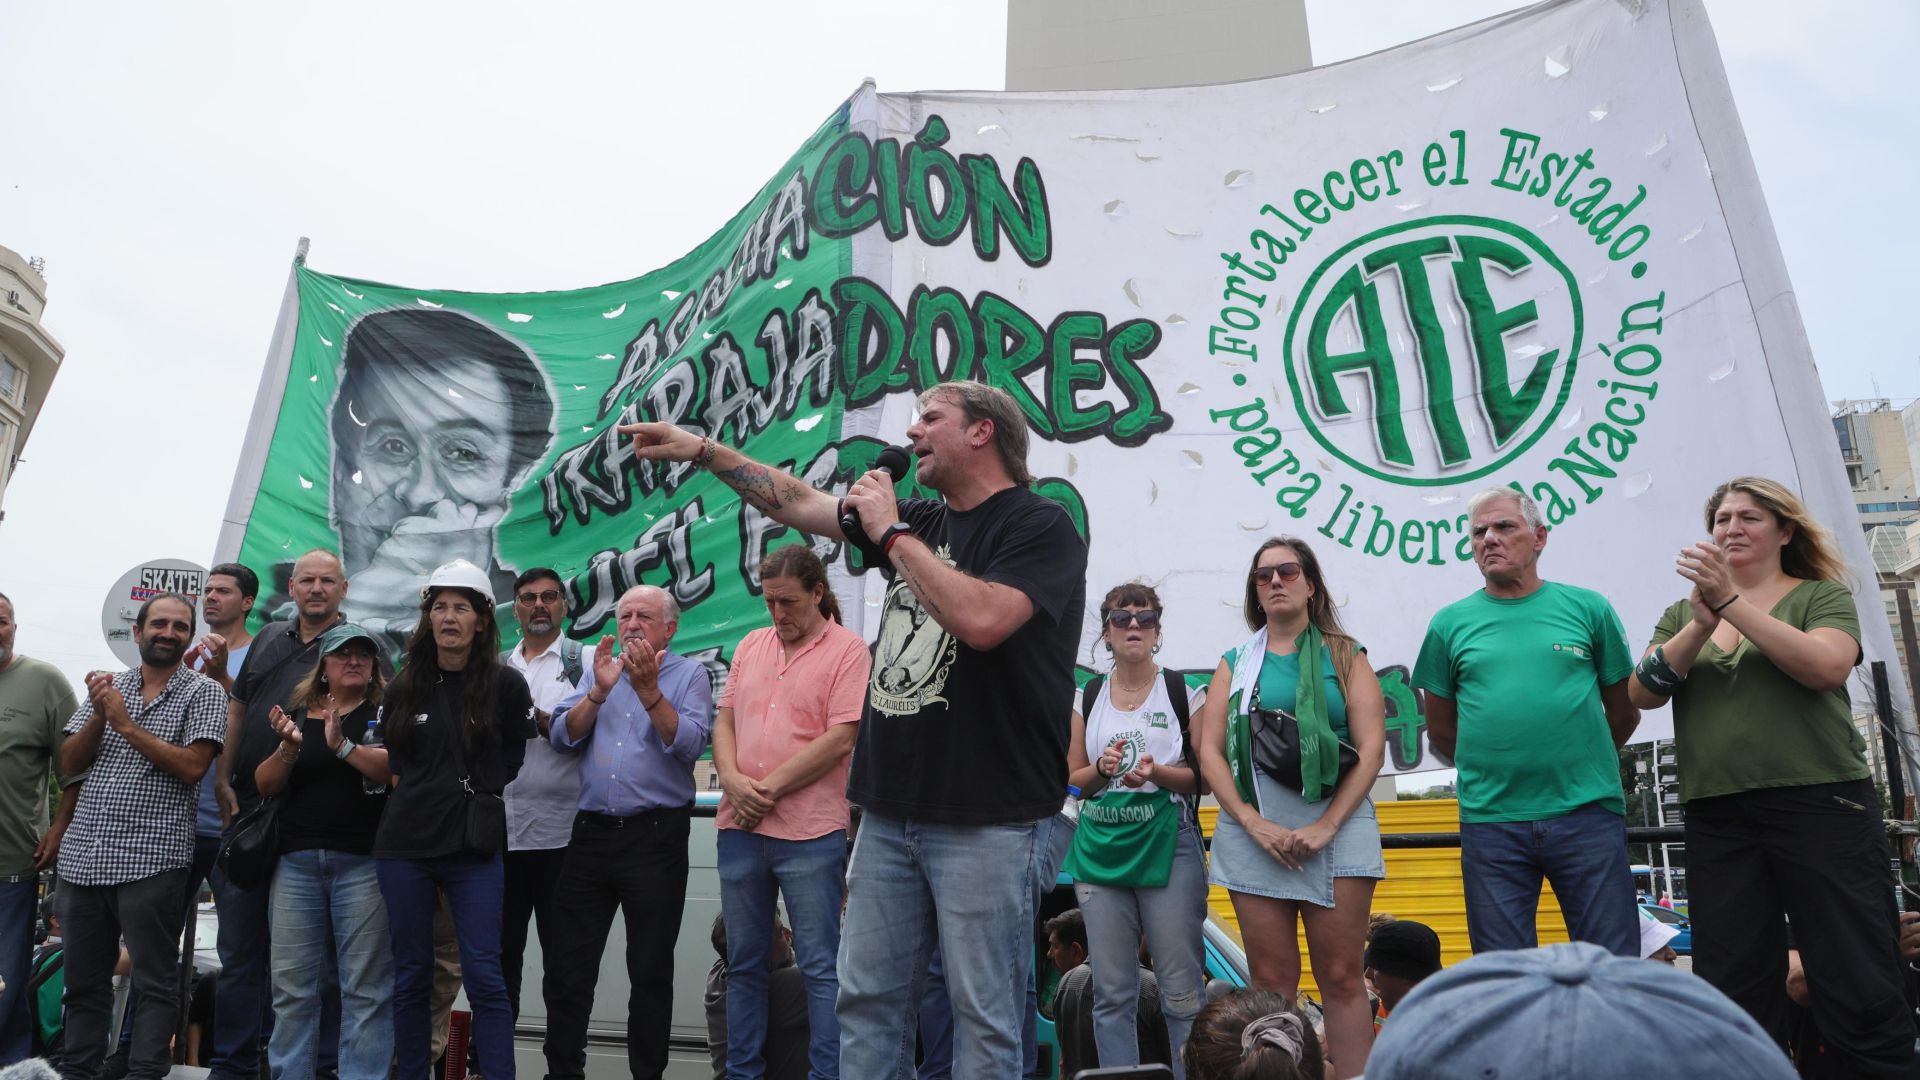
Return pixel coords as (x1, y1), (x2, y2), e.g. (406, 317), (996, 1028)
(1113, 666), (1156, 694)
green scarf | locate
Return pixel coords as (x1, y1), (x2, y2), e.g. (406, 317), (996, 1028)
(1225, 624), (1342, 805)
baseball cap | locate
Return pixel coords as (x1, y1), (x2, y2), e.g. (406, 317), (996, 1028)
(318, 622), (378, 657)
(1362, 942), (1795, 1080)
(1364, 920), (1442, 981)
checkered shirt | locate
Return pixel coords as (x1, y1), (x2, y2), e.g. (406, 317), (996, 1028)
(58, 665), (228, 886)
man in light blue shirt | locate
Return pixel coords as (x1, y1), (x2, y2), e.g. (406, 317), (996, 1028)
(541, 584), (713, 1080)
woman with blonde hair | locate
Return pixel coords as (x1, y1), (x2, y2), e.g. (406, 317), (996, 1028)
(254, 623), (393, 1080)
(1628, 476), (1914, 1075)
(1196, 537), (1385, 1080)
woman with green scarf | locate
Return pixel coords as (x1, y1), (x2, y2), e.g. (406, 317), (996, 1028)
(1196, 537), (1386, 1080)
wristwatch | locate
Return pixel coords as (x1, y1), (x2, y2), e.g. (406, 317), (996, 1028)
(880, 521), (914, 554)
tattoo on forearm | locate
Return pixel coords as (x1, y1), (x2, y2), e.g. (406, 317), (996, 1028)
(718, 463), (781, 510)
(898, 559), (945, 618)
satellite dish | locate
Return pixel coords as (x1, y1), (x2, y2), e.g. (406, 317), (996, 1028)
(100, 559), (207, 668)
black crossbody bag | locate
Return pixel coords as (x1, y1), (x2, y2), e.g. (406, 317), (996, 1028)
(445, 716), (506, 857)
(1248, 674), (1360, 792)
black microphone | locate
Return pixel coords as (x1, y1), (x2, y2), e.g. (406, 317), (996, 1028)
(840, 445), (913, 539)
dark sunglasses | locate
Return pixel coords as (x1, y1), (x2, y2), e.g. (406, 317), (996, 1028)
(1105, 609), (1162, 629)
(1251, 563), (1304, 585)
(516, 590), (562, 606)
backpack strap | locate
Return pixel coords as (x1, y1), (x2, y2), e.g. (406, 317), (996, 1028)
(1163, 669), (1198, 773)
(1079, 675), (1105, 721)
(560, 638), (584, 688)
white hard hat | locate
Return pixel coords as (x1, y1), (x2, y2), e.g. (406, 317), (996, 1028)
(422, 559), (494, 606)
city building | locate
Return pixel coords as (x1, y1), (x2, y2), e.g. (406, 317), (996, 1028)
(1833, 398), (1920, 528)
(0, 244), (64, 523)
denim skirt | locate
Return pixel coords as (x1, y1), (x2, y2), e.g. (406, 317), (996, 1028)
(1209, 768), (1384, 908)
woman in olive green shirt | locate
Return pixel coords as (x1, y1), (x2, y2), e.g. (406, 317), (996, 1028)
(1628, 476), (1912, 1075)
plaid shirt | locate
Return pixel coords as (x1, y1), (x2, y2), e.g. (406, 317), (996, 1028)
(58, 666), (227, 886)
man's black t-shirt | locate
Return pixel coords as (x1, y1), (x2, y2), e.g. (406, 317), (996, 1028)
(845, 486), (1087, 825)
(228, 618), (345, 815)
(372, 664), (535, 860)
(276, 701), (385, 855)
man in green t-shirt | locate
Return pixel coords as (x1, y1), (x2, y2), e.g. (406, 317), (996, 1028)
(1412, 488), (1641, 958)
(0, 591), (82, 1066)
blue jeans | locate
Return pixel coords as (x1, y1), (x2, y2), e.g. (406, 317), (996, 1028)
(837, 813), (1040, 1080)
(716, 829), (846, 1080)
(378, 854), (512, 1080)
(209, 861), (274, 1080)
(0, 877), (37, 1065)
(1075, 825), (1209, 1080)
(1459, 801), (1638, 957)
(915, 946), (951, 1080)
(269, 849), (392, 1080)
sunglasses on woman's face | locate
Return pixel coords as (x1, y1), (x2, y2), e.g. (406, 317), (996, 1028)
(1105, 609), (1162, 630)
(1251, 563), (1304, 586)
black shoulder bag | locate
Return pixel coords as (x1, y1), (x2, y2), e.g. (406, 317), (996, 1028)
(1248, 671), (1360, 793)
(446, 715), (507, 857)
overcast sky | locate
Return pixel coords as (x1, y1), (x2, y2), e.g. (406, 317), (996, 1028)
(1, 0), (1912, 692)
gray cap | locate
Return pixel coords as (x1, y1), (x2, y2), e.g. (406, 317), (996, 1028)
(1363, 942), (1795, 1080)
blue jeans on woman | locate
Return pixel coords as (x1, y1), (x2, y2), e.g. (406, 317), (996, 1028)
(837, 813), (1040, 1080)
(1074, 823), (1209, 1080)
(377, 853), (512, 1080)
(270, 849), (392, 1080)
(716, 829), (847, 1079)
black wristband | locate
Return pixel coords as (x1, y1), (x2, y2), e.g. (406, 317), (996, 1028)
(587, 691), (607, 705)
(1710, 593), (1740, 614)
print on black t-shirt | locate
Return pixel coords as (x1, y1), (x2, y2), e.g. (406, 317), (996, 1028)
(846, 487), (1087, 827)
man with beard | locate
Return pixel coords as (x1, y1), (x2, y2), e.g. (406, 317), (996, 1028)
(490, 568), (583, 1063)
(56, 593), (227, 1080)
(99, 562), (257, 1080)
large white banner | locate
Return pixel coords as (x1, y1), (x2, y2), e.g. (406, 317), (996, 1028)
(849, 0), (1901, 771)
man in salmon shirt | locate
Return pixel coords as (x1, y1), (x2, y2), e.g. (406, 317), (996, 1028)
(712, 544), (871, 1080)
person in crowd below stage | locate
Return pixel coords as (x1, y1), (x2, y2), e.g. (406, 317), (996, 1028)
(373, 560), (535, 1080)
(214, 550), (360, 1080)
(254, 623), (393, 1080)
(1195, 537), (1385, 1080)
(490, 567), (584, 1072)
(713, 545), (868, 1080)
(1362, 919), (1441, 1032)
(1181, 989), (1323, 1080)
(0, 592), (80, 1069)
(1365, 942), (1795, 1080)
(703, 914), (808, 1080)
(1064, 580), (1207, 1078)
(1628, 476), (1917, 1077)
(1051, 913), (1172, 1079)
(56, 593), (227, 1080)
(1413, 487), (1640, 959)
(542, 584), (713, 1080)
(1639, 910), (1681, 965)
(103, 562), (262, 1080)
(623, 379), (1087, 1080)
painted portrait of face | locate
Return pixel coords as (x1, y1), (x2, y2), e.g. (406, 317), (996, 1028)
(328, 308), (556, 631)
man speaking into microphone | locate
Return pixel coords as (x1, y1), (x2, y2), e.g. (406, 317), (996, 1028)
(622, 380), (1087, 1080)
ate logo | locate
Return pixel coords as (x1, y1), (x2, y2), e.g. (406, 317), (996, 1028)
(1284, 216), (1583, 486)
